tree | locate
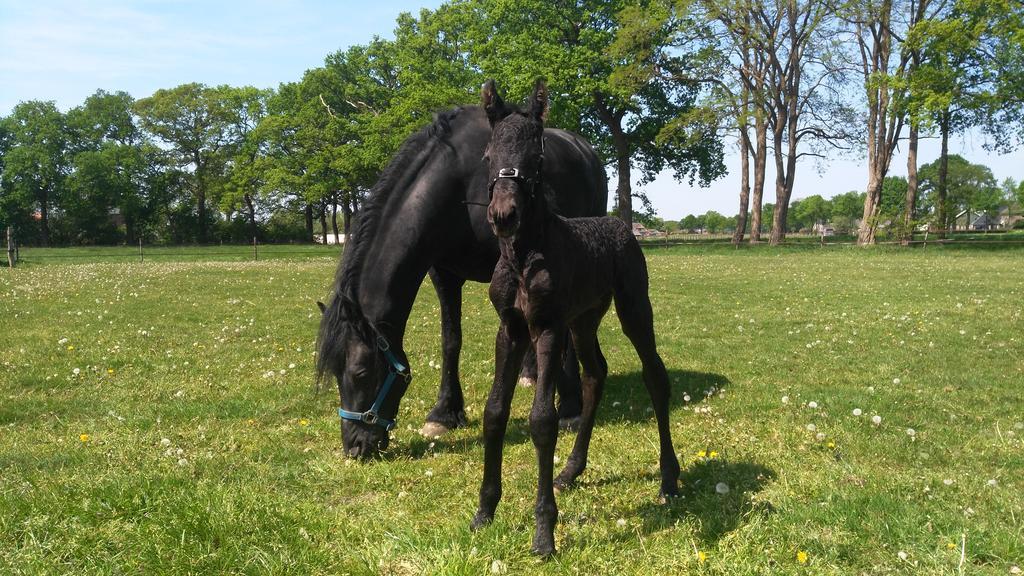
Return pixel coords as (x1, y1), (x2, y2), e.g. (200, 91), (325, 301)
(63, 90), (153, 243)
(905, 0), (1022, 237)
(220, 86), (272, 242)
(1, 101), (68, 246)
(135, 83), (237, 243)
(918, 154), (1000, 229)
(791, 194), (830, 231)
(464, 0), (725, 228)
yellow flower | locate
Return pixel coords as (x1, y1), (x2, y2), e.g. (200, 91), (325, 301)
(247, 419), (255, 426)
(827, 441), (836, 449)
(946, 542), (957, 550)
(67, 345), (75, 351)
(709, 451), (719, 458)
(797, 550), (808, 564)
(697, 551), (707, 563)
(300, 419), (309, 427)
(79, 434), (90, 443)
(107, 368), (115, 375)
(697, 450), (707, 458)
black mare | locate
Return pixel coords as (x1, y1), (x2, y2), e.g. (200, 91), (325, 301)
(316, 102), (607, 458)
(470, 80), (680, 556)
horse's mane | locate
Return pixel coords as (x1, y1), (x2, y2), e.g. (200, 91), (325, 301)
(316, 107), (465, 384)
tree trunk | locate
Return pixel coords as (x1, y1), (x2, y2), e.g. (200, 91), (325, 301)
(903, 122), (919, 246)
(749, 114), (767, 244)
(733, 126), (751, 245)
(39, 188), (50, 247)
(244, 193), (258, 242)
(612, 129), (632, 229)
(937, 110), (950, 238)
(342, 196), (353, 243)
(304, 203), (314, 242)
(196, 176), (208, 244)
(331, 195), (340, 241)
(319, 207), (328, 246)
(594, 92), (631, 227)
(859, 174), (883, 245)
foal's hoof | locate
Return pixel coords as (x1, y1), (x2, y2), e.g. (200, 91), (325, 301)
(419, 421), (450, 439)
(518, 376), (535, 387)
(470, 511), (493, 531)
(558, 416), (581, 432)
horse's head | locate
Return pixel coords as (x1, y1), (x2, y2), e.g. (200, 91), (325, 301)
(317, 297), (410, 459)
(481, 79), (547, 239)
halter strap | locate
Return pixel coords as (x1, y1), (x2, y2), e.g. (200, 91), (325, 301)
(337, 331), (408, 431)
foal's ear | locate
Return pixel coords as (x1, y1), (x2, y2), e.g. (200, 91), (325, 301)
(529, 79), (548, 123)
(481, 79), (508, 126)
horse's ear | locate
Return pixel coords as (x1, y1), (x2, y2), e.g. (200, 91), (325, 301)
(481, 79), (507, 126)
(317, 301), (326, 315)
(529, 79), (548, 123)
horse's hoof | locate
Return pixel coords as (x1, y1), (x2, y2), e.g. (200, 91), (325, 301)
(530, 540), (556, 558)
(558, 416), (581, 432)
(419, 422), (450, 439)
(518, 377), (535, 387)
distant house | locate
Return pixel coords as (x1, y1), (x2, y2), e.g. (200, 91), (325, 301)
(631, 223), (664, 239)
(998, 207), (1022, 229)
(954, 209), (998, 231)
(812, 222), (835, 236)
(313, 233), (346, 244)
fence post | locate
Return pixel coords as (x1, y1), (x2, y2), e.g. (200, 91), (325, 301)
(6, 226), (14, 268)
(253, 237), (258, 261)
(139, 238), (144, 262)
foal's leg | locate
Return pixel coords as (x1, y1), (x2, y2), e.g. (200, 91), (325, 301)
(529, 327), (565, 556)
(554, 306), (610, 491)
(556, 337), (583, 430)
(614, 279), (680, 498)
(471, 310), (529, 530)
(424, 268), (468, 435)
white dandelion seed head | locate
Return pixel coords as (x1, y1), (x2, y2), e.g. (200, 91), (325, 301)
(160, 438), (171, 447)
(808, 401), (818, 409)
(781, 396), (790, 404)
(806, 423), (817, 432)
(871, 415), (882, 426)
(715, 482), (730, 495)
(906, 428), (916, 437)
(852, 408), (862, 416)
(893, 378), (901, 385)
(815, 432), (826, 442)
(616, 518), (627, 527)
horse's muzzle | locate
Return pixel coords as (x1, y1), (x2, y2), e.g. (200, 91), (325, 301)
(488, 206), (519, 238)
(342, 421), (389, 459)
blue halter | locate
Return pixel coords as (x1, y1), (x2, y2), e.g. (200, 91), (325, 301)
(337, 333), (408, 431)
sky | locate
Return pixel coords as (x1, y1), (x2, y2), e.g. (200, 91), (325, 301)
(2, 0), (1021, 219)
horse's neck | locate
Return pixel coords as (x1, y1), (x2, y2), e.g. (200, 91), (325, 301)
(355, 184), (449, 338)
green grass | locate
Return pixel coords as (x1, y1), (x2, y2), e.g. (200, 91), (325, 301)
(2, 246), (1022, 574)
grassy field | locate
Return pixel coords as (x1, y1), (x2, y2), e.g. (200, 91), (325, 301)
(2, 245), (1022, 574)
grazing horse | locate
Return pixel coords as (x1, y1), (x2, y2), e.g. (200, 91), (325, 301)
(316, 99), (607, 458)
(470, 79), (680, 556)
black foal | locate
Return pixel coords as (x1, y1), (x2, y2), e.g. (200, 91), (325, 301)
(470, 79), (680, 556)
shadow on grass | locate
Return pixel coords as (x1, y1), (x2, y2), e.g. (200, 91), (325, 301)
(641, 458), (776, 544)
(598, 369), (731, 424)
(580, 458), (775, 547)
(375, 369), (731, 461)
